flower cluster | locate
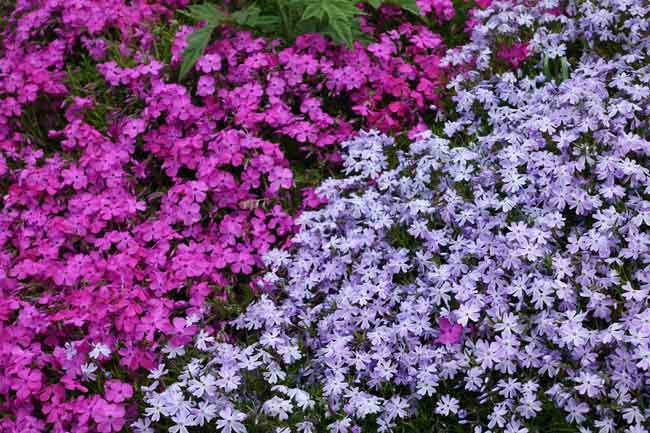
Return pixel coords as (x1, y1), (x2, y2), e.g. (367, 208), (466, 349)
(0, 4), (212, 433)
(171, 0), (506, 156)
(0, 0), (501, 430)
(137, 0), (650, 432)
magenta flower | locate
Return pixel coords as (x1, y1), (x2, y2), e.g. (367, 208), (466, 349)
(497, 42), (530, 68)
(13, 369), (42, 400)
(104, 380), (133, 403)
(435, 317), (463, 345)
(92, 399), (126, 432)
(268, 167), (293, 193)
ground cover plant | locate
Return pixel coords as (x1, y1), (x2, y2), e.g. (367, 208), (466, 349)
(134, 0), (650, 432)
(0, 0), (497, 431)
(1, 0), (648, 432)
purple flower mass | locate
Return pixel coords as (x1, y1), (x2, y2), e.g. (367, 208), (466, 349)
(1, 0), (649, 431)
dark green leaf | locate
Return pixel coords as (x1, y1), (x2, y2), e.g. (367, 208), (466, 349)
(186, 3), (224, 25)
(251, 14), (282, 29)
(326, 0), (364, 19)
(230, 5), (261, 26)
(543, 53), (551, 80)
(328, 17), (354, 48)
(179, 25), (214, 79)
(295, 18), (321, 35)
(392, 0), (421, 14)
(302, 2), (326, 21)
(560, 57), (570, 81)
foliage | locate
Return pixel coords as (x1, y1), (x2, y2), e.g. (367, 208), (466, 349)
(178, 0), (423, 78)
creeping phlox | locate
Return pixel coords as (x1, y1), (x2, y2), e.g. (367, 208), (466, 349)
(0, 2), (201, 432)
(0, 0), (501, 431)
(137, 0), (650, 431)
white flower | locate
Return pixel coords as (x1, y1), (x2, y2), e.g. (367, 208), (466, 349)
(435, 395), (460, 416)
(131, 418), (154, 433)
(144, 398), (164, 422)
(216, 406), (247, 433)
(188, 373), (217, 398)
(626, 425), (648, 433)
(148, 363), (169, 380)
(194, 401), (218, 426)
(64, 342), (77, 360)
(89, 342), (111, 359)
(456, 302), (481, 326)
(297, 422), (314, 433)
(216, 367), (241, 392)
(80, 362), (97, 381)
(162, 344), (186, 359)
(262, 397), (293, 421)
(170, 411), (196, 433)
(186, 313), (201, 326)
(195, 329), (215, 351)
(329, 418), (351, 433)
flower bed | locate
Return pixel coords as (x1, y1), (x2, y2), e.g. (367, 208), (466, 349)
(0, 0), (501, 431)
(136, 0), (650, 431)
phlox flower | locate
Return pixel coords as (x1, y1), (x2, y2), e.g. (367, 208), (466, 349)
(435, 317), (463, 344)
(217, 407), (247, 433)
(92, 399), (126, 433)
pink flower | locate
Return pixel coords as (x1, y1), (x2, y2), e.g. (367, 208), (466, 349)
(417, 0), (456, 20)
(301, 187), (327, 209)
(0, 155), (8, 176)
(92, 399), (125, 433)
(13, 369), (43, 400)
(104, 380), (133, 403)
(231, 251), (256, 274)
(268, 167), (293, 193)
(197, 53), (222, 73)
(197, 75), (215, 96)
(497, 42), (530, 68)
(435, 317), (463, 345)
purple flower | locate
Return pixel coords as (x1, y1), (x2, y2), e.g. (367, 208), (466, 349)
(435, 317), (463, 345)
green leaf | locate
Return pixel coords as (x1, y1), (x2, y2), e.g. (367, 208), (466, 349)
(179, 25), (214, 79)
(230, 4), (261, 26)
(302, 2), (326, 21)
(543, 53), (552, 80)
(391, 0), (421, 14)
(295, 18), (321, 35)
(328, 17), (354, 48)
(560, 57), (570, 81)
(186, 3), (224, 25)
(251, 14), (282, 30)
(323, 0), (364, 19)
(366, 0), (421, 14)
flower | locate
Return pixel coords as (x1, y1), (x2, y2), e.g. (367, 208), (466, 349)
(435, 395), (460, 416)
(217, 407), (247, 433)
(89, 342), (111, 360)
(104, 380), (133, 403)
(435, 317), (463, 344)
(92, 399), (126, 433)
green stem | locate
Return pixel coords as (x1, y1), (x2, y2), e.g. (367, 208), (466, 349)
(276, 0), (291, 40)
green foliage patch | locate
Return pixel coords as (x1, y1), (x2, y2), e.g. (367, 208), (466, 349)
(178, 0), (422, 78)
